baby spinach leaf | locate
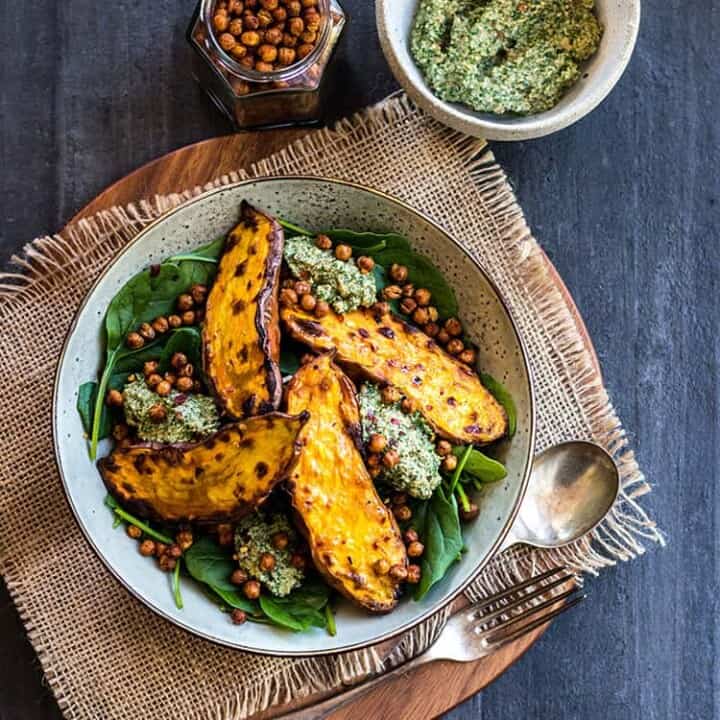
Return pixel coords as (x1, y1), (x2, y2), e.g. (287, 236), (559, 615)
(158, 327), (202, 372)
(480, 373), (517, 437)
(166, 236), (224, 264)
(184, 536), (237, 592)
(77, 382), (113, 439)
(453, 446), (507, 483)
(259, 580), (330, 632)
(411, 485), (463, 601)
(325, 229), (412, 255)
(211, 586), (261, 616)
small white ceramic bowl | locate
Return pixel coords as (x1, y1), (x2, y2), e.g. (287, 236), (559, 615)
(376, 0), (641, 141)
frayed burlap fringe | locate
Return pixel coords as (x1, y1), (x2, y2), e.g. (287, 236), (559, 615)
(0, 93), (663, 720)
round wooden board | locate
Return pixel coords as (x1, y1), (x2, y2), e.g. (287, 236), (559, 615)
(70, 130), (600, 720)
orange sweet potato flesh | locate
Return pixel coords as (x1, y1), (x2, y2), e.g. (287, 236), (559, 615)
(98, 413), (307, 524)
(203, 201), (283, 418)
(282, 306), (508, 445)
(285, 354), (407, 612)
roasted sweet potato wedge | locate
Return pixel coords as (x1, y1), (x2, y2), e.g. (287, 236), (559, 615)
(282, 306), (507, 445)
(203, 201), (283, 418)
(285, 354), (407, 612)
(98, 413), (307, 524)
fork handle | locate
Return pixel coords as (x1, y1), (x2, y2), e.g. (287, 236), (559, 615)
(275, 650), (438, 720)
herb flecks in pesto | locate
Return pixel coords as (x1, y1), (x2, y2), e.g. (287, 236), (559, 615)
(411, 0), (603, 115)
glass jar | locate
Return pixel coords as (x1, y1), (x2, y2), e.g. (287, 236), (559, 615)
(188, 0), (347, 130)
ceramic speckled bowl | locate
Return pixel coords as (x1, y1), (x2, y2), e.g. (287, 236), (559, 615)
(53, 177), (535, 656)
(376, 0), (641, 141)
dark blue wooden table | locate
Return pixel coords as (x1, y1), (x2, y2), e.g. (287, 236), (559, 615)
(0, 2), (717, 718)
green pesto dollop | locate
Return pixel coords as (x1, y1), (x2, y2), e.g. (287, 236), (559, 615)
(358, 383), (442, 500)
(234, 513), (305, 597)
(122, 378), (220, 443)
(283, 235), (376, 314)
(411, 0), (603, 115)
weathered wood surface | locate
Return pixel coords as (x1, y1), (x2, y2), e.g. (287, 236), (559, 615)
(0, 1), (717, 719)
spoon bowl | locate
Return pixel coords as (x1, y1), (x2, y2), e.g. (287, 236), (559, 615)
(503, 441), (619, 550)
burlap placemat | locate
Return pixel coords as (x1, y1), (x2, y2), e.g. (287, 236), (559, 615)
(0, 95), (663, 720)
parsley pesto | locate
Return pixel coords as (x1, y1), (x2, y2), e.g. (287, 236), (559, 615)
(411, 0), (602, 115)
(284, 235), (376, 314)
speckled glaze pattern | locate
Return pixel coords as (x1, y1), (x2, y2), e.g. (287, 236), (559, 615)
(53, 177), (534, 656)
(376, 0), (641, 141)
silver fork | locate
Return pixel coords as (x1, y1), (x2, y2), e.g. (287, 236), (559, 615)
(277, 566), (584, 720)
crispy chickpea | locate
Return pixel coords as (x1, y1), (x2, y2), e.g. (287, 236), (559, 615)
(151, 317), (169, 336)
(436, 329), (451, 345)
(401, 397), (416, 414)
(412, 307), (429, 325)
(288, 16), (304, 35)
(228, 0), (244, 13)
(241, 30), (261, 46)
(368, 433), (387, 454)
(286, 0), (301, 16)
(259, 552), (276, 571)
(190, 283), (208, 304)
(406, 564), (422, 584)
(231, 568), (249, 586)
(138, 322), (155, 342)
(334, 244), (352, 261)
(444, 317), (463, 337)
(158, 554), (177, 572)
(219, 31), (237, 51)
(258, 43), (278, 62)
(294, 280), (311, 295)
(366, 452), (381, 468)
(154, 542), (168, 557)
(282, 31), (298, 47)
(181, 310), (196, 325)
(177, 293), (194, 312)
(459, 348), (477, 365)
(176, 529), (194, 551)
(446, 338), (464, 356)
(171, 352), (188, 369)
(401, 283), (415, 297)
(459, 502), (480, 522)
(290, 553), (306, 570)
(106, 389), (123, 407)
(391, 492), (408, 506)
(271, 531), (289, 550)
(260, 0), (278, 9)
(112, 423), (129, 442)
(243, 13), (260, 30)
(301, 0), (318, 6)
(403, 528), (419, 544)
(257, 8), (273, 26)
(413, 287), (432, 307)
(229, 17), (244, 34)
(369, 466), (382, 479)
(300, 29), (316, 43)
(372, 301), (390, 317)
(314, 300), (330, 318)
(155, 381), (172, 397)
(427, 306), (439, 323)
(139, 539), (156, 557)
(393, 504), (412, 522)
(374, 558), (390, 575)
(239, 55), (256, 69)
(231, 609), (247, 625)
(399, 297), (417, 315)
(389, 564), (408, 581)
(127, 524), (142, 540)
(167, 544), (183, 559)
(441, 454), (458, 472)
(357, 256), (375, 274)
(280, 288), (299, 306)
(164, 371), (177, 386)
(300, 293), (317, 312)
(277, 46), (295, 65)
(389, 263), (408, 283)
(146, 372), (162, 388)
(213, 13), (230, 32)
(272, 6), (287, 22)
(178, 363), (194, 378)
(265, 26), (283, 44)
(407, 540), (424, 558)
(218, 524), (234, 547)
(436, 440), (453, 457)
(176, 376), (194, 393)
(380, 385), (401, 404)
(424, 322), (440, 338)
(126, 332), (144, 349)
(383, 450), (401, 469)
(243, 580), (261, 599)
(231, 43), (248, 59)
(315, 233), (332, 250)
(304, 11), (321, 32)
(245, 0), (258, 8)
(382, 284), (403, 300)
(296, 42), (314, 59)
(148, 403), (167, 423)
(168, 314), (182, 329)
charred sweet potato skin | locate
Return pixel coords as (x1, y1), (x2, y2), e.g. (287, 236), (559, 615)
(282, 306), (508, 445)
(285, 354), (407, 613)
(203, 202), (283, 418)
(98, 413), (307, 524)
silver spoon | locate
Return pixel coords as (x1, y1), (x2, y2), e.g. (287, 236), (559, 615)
(499, 440), (620, 552)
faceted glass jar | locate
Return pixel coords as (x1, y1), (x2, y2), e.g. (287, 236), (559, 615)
(188, 0), (346, 130)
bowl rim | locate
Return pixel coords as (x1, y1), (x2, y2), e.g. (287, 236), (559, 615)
(375, 0), (642, 141)
(52, 175), (536, 657)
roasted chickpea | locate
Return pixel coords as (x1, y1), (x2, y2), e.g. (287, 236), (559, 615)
(258, 43), (278, 62)
(260, 0), (278, 9)
(167, 544), (183, 559)
(181, 310), (196, 325)
(369, 466), (382, 479)
(441, 454), (458, 472)
(254, 59), (273, 72)
(241, 30), (261, 46)
(407, 541), (424, 558)
(304, 11), (321, 32)
(271, 531), (289, 550)
(126, 332), (144, 349)
(411, 287), (431, 307)
(257, 8), (273, 26)
(229, 17), (244, 35)
(446, 338), (464, 356)
(389, 564), (408, 582)
(444, 317), (463, 337)
(164, 371), (177, 386)
(265, 25), (283, 44)
(459, 502), (480, 522)
(231, 609), (247, 625)
(436, 329), (451, 345)
(177, 293), (194, 312)
(280, 288), (299, 306)
(155, 381), (172, 397)
(300, 29), (316, 43)
(435, 439), (453, 457)
(458, 348), (477, 365)
(372, 301), (390, 317)
(380, 385), (401, 404)
(282, 31), (298, 47)
(218, 524), (234, 547)
(239, 55), (256, 69)
(176, 529), (194, 551)
(368, 433), (387, 454)
(259, 552), (276, 572)
(389, 263), (408, 283)
(154, 542), (168, 557)
(127, 524), (142, 540)
(334, 244), (352, 261)
(158, 554), (177, 572)
(400, 397), (416, 414)
(288, 15), (304, 35)
(148, 403), (167, 423)
(427, 306), (439, 323)
(190, 283), (208, 304)
(300, 293), (317, 312)
(213, 13), (230, 32)
(406, 564), (422, 584)
(294, 280), (311, 295)
(296, 42), (314, 59)
(146, 373), (162, 388)
(290, 553), (306, 570)
(399, 297), (417, 315)
(243, 13), (260, 30)
(272, 6), (287, 22)
(403, 528), (419, 544)
(168, 314), (182, 329)
(112, 423), (129, 442)
(106, 389), (123, 407)
(383, 450), (401, 469)
(424, 322), (440, 338)
(393, 504), (412, 522)
(220, 31), (238, 50)
(401, 283), (415, 298)
(366, 452), (382, 468)
(315, 234), (332, 250)
(138, 322), (155, 341)
(171, 352), (188, 369)
(243, 580), (261, 599)
(314, 300), (330, 318)
(231, 568), (249, 586)
(301, 0), (318, 6)
(357, 256), (375, 274)
(286, 0), (301, 16)
(412, 307), (429, 325)
(391, 492), (408, 506)
(139, 539), (156, 557)
(374, 558), (390, 575)
(228, 0), (244, 13)
(151, 316), (169, 334)
(176, 376), (194, 393)
(179, 363), (194, 378)
(382, 284), (403, 300)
